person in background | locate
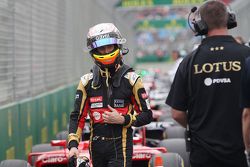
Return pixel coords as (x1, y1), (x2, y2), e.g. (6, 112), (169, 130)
(67, 23), (152, 167)
(167, 50), (184, 83)
(166, 1), (250, 167)
(242, 56), (250, 167)
(234, 36), (246, 44)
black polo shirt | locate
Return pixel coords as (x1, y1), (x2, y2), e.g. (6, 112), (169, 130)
(166, 35), (250, 163)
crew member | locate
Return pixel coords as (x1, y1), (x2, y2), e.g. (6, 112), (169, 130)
(166, 1), (249, 166)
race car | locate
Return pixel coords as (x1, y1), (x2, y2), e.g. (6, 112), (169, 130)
(26, 127), (184, 167)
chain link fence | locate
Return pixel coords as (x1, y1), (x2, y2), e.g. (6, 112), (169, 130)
(0, 0), (135, 105)
(2, 0), (248, 106)
(0, 0), (69, 104)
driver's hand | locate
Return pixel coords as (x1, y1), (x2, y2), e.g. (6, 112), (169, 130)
(103, 105), (125, 124)
(68, 147), (79, 158)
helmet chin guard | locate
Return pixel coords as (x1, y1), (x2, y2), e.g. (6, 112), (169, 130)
(91, 47), (122, 69)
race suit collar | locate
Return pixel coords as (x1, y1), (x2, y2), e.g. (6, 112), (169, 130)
(91, 64), (132, 89)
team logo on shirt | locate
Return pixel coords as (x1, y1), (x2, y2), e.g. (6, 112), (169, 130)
(204, 77), (231, 86)
(114, 99), (124, 107)
(90, 96), (103, 103)
(95, 34), (110, 41)
(90, 102), (103, 108)
(194, 61), (241, 74)
(75, 94), (80, 99)
(145, 99), (151, 110)
(93, 111), (101, 121)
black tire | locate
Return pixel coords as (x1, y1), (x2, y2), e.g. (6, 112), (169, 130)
(149, 153), (184, 167)
(165, 126), (185, 139)
(158, 139), (190, 167)
(0, 159), (31, 167)
(32, 143), (55, 152)
(56, 130), (69, 140)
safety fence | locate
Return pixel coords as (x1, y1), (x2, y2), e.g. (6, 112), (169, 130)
(0, 0), (73, 105)
(0, 83), (76, 161)
(0, 0), (135, 106)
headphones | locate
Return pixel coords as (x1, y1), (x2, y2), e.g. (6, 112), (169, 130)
(188, 1), (237, 36)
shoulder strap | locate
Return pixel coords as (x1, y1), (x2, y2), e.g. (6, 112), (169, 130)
(113, 64), (132, 87)
(92, 65), (101, 88)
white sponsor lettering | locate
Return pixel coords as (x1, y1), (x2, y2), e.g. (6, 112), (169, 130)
(133, 153), (151, 159)
(95, 34), (110, 40)
(114, 99), (124, 107)
(145, 99), (151, 110)
(90, 96), (103, 103)
(90, 102), (103, 108)
(204, 78), (231, 86)
(42, 157), (65, 163)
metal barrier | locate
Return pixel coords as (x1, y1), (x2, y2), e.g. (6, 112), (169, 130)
(0, 83), (76, 160)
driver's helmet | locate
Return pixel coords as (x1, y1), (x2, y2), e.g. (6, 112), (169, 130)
(87, 23), (126, 69)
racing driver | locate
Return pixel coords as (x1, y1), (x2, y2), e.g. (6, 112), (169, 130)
(67, 23), (153, 167)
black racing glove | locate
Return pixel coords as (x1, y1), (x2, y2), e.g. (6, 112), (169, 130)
(77, 156), (90, 167)
(68, 156), (77, 167)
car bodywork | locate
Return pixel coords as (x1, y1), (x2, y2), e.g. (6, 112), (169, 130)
(28, 127), (167, 167)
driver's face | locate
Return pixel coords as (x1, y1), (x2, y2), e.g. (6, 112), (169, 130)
(97, 44), (115, 54)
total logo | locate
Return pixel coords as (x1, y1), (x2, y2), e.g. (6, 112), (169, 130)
(204, 77), (231, 86)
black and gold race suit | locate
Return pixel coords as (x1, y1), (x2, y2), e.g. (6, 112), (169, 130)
(68, 64), (152, 167)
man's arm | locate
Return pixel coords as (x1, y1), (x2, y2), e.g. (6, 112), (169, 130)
(68, 78), (89, 149)
(171, 108), (187, 128)
(130, 77), (153, 127)
(68, 80), (89, 158)
(243, 108), (250, 150)
(242, 57), (250, 151)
